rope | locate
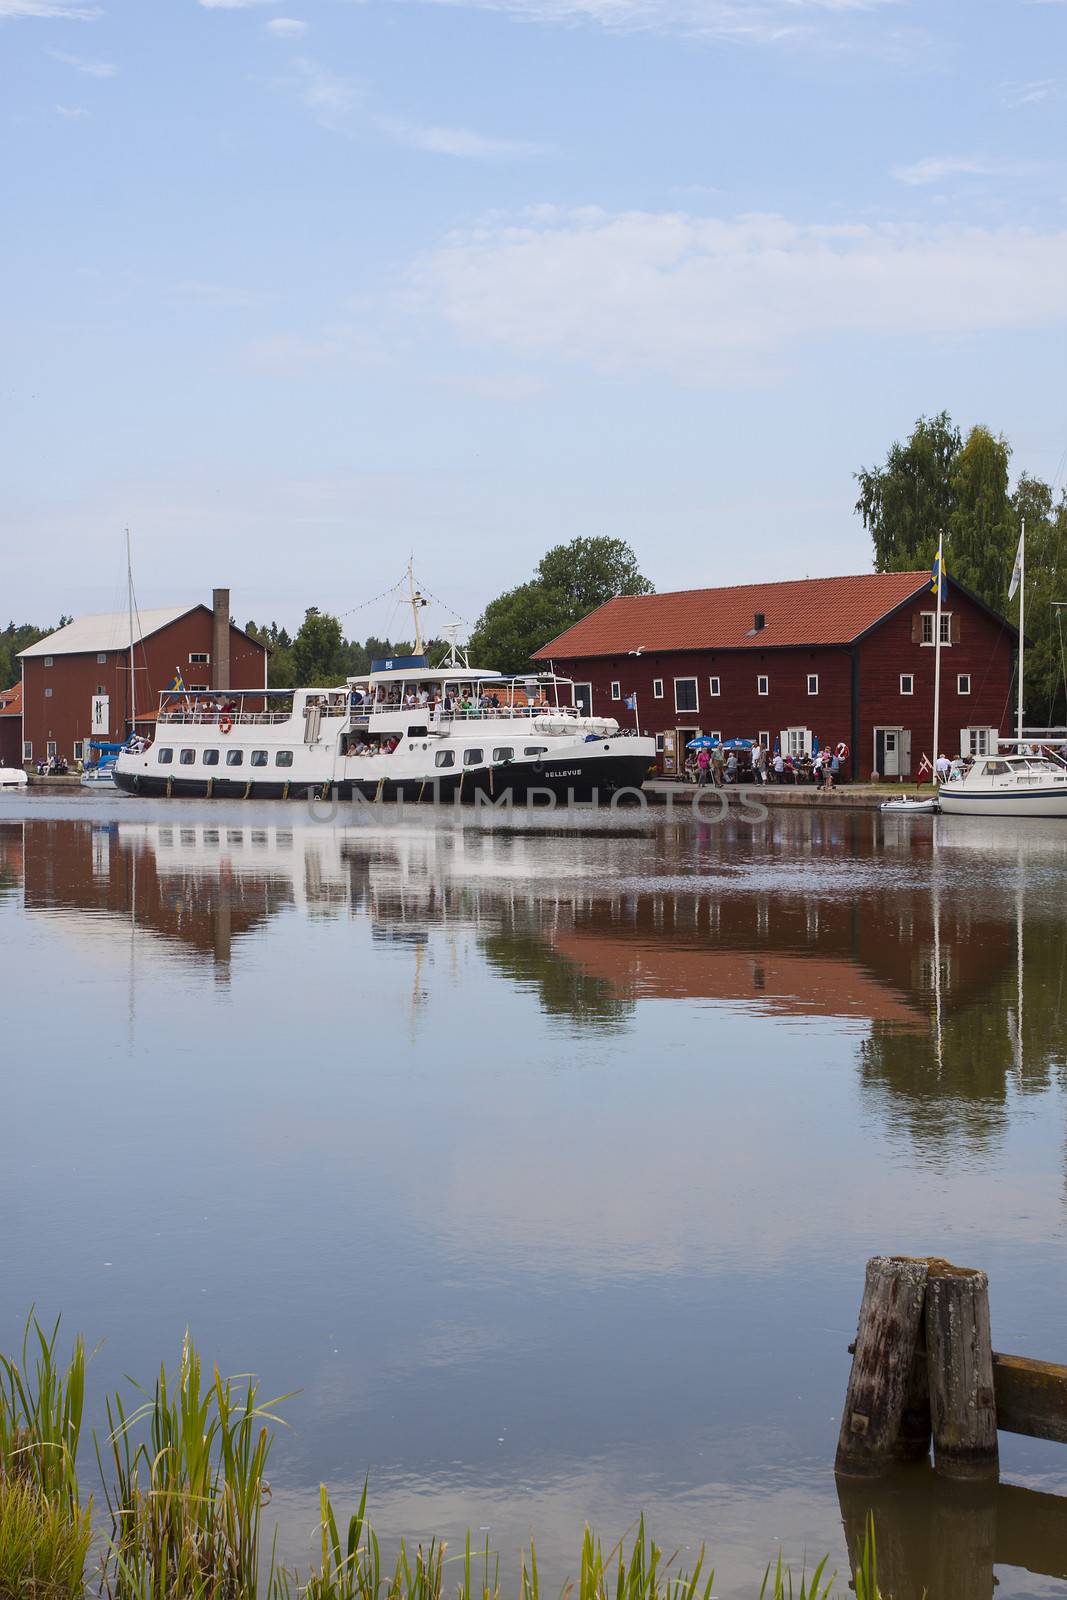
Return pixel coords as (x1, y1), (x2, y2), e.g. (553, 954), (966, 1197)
(206, 776), (213, 798)
(375, 777), (385, 803)
(283, 780), (290, 800)
(244, 781), (251, 799)
(166, 774), (173, 798)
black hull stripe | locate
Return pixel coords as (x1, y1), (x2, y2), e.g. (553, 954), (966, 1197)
(113, 757), (653, 804)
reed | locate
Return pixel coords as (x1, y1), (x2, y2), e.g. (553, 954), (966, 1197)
(0, 1309), (86, 1512)
(0, 1475), (93, 1600)
(97, 1331), (291, 1600)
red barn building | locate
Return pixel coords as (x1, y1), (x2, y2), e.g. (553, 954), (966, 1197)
(0, 681), (22, 767)
(18, 589), (267, 767)
(533, 572), (1018, 779)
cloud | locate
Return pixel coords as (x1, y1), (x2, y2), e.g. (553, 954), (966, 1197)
(265, 15), (306, 33)
(244, 326), (387, 374)
(1000, 79), (1056, 108)
(49, 47), (116, 74)
(408, 207), (1067, 386)
(291, 58), (542, 157)
(0, 0), (99, 16)
(409, 0), (899, 45)
(197, 0), (279, 8)
(891, 154), (1035, 185)
(54, 102), (89, 115)
(170, 280), (277, 310)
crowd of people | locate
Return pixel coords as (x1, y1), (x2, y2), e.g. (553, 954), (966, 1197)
(683, 744), (843, 789)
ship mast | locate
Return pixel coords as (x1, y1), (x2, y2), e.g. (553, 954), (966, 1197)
(407, 559), (427, 656)
(127, 526), (136, 739)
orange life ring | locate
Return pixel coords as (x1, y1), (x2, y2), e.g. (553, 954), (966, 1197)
(835, 741), (849, 760)
(219, 716), (233, 735)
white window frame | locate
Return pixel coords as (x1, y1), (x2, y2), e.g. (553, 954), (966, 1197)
(44, 686), (53, 698)
(941, 612), (953, 645)
(757, 674), (769, 696)
(807, 674), (819, 695)
(783, 727), (811, 757)
(655, 733), (665, 752)
(652, 679), (664, 700)
(758, 731), (770, 749)
(708, 675), (721, 697)
(957, 673), (971, 695)
(900, 673), (914, 696)
(97, 652), (107, 664)
(73, 741), (84, 761)
(964, 726), (995, 757)
(674, 676), (699, 714)
(707, 730), (722, 744)
(610, 681), (621, 701)
(22, 740), (32, 761)
(44, 655), (53, 667)
(189, 651), (211, 665)
(920, 611), (953, 647)
(189, 683), (209, 692)
(46, 740), (57, 758)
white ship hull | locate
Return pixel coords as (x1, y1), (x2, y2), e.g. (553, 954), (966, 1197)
(938, 785), (1067, 818)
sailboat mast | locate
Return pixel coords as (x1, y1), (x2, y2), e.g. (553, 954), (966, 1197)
(932, 528), (944, 773)
(126, 527), (136, 739)
(1017, 519), (1026, 745)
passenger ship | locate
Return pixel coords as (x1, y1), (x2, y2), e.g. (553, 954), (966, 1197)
(113, 654), (655, 804)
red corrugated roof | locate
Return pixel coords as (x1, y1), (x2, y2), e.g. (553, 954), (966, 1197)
(532, 572), (931, 658)
(0, 682), (22, 717)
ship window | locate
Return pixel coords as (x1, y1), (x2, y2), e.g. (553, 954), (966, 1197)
(435, 750), (455, 768)
(525, 745), (548, 755)
(203, 749), (220, 766)
(463, 748), (484, 766)
(226, 749), (244, 767)
(275, 750), (293, 767)
(179, 749), (196, 765)
(407, 724), (427, 737)
(493, 747), (514, 761)
(157, 748), (173, 764)
(250, 750), (268, 767)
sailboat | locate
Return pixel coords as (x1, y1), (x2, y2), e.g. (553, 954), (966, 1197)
(938, 523), (1067, 818)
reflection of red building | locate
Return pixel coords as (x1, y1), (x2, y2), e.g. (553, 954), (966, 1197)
(0, 682), (21, 767)
(17, 588), (266, 766)
(534, 572), (1017, 779)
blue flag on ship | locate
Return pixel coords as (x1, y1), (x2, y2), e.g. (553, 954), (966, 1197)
(168, 669), (186, 692)
(929, 548), (949, 602)
(624, 693), (637, 709)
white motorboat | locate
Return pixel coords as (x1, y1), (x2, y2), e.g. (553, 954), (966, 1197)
(937, 753), (1067, 818)
(0, 766), (28, 791)
(880, 795), (939, 814)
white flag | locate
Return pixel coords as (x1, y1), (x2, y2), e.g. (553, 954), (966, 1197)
(1008, 527), (1024, 601)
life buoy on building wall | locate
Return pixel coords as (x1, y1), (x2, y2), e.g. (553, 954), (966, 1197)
(219, 716), (233, 735)
(835, 741), (849, 760)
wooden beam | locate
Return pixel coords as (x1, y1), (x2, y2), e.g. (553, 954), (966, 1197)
(993, 1351), (1067, 1445)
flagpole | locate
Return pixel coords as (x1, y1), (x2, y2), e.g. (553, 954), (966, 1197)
(932, 528), (944, 785)
(632, 690), (641, 736)
(1017, 519), (1026, 745)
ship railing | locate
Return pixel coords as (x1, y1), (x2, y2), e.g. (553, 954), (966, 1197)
(156, 710), (292, 726)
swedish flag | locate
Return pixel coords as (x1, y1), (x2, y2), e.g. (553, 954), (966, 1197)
(168, 669), (186, 693)
(929, 549), (948, 602)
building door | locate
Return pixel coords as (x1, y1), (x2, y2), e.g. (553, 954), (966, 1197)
(875, 726), (906, 777)
(573, 682), (593, 715)
(661, 729), (679, 775)
(677, 726), (698, 758)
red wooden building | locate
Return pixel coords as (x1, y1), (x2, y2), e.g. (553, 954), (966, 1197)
(0, 681), (21, 768)
(18, 589), (267, 767)
(533, 572), (1018, 779)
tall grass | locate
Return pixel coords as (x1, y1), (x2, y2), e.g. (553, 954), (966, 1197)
(98, 1331), (291, 1600)
(0, 1309), (86, 1512)
(0, 1475), (93, 1600)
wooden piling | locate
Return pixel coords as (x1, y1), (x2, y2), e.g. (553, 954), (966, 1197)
(925, 1263), (999, 1480)
(835, 1255), (931, 1476)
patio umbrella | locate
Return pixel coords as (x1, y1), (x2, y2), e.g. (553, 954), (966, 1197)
(720, 738), (754, 750)
(686, 735), (720, 749)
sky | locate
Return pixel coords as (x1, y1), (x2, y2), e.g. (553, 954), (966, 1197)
(2, 0), (1066, 642)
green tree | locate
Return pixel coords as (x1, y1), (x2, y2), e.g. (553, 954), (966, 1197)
(467, 537), (653, 674)
(856, 413), (1066, 726)
(0, 621), (53, 689)
(855, 411), (962, 572)
(291, 607), (346, 686)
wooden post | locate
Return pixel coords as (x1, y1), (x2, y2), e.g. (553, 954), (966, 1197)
(835, 1255), (930, 1476)
(925, 1264), (999, 1480)
(928, 1486), (996, 1599)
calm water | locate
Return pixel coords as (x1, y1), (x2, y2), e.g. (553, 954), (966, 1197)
(2, 796), (1066, 1597)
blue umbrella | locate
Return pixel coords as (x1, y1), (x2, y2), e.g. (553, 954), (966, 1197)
(686, 735), (720, 749)
(720, 738), (754, 750)
(812, 734), (820, 756)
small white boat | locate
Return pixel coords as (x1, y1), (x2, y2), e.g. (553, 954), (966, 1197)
(880, 795), (939, 814)
(0, 766), (28, 791)
(937, 753), (1067, 818)
(80, 765), (117, 788)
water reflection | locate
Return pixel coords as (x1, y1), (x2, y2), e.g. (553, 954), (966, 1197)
(3, 806), (1067, 1598)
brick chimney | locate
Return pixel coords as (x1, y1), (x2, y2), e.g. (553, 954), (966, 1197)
(213, 588), (230, 691)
